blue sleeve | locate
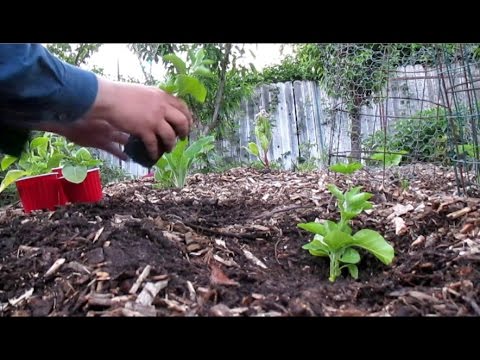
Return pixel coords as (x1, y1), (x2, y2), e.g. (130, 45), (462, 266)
(0, 44), (99, 126)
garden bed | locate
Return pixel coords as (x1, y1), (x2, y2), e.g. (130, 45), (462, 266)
(1, 164), (479, 316)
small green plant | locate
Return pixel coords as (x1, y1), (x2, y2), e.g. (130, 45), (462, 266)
(329, 161), (363, 174)
(0, 132), (103, 192)
(370, 148), (407, 168)
(0, 135), (58, 192)
(400, 178), (410, 191)
(151, 49), (216, 188)
(243, 110), (273, 168)
(154, 135), (215, 188)
(298, 184), (394, 282)
(61, 147), (102, 183)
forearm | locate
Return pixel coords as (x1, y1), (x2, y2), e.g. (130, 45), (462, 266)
(0, 44), (99, 127)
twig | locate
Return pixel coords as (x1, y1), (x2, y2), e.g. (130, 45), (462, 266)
(184, 222), (263, 240)
(274, 239), (282, 265)
(44, 258), (66, 279)
(129, 265), (151, 294)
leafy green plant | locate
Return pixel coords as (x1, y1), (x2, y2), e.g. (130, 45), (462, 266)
(0, 132), (103, 192)
(363, 107), (451, 164)
(154, 135), (215, 188)
(0, 135), (57, 192)
(243, 110), (273, 168)
(329, 161), (363, 174)
(152, 49), (216, 188)
(60, 147), (102, 184)
(370, 148), (408, 167)
(298, 184), (394, 282)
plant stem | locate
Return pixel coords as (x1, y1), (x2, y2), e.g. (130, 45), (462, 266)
(329, 253), (338, 282)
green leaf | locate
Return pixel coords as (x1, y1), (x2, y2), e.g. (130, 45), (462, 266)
(302, 239), (329, 257)
(352, 229), (394, 265)
(193, 65), (213, 77)
(245, 142), (260, 157)
(163, 53), (187, 74)
(30, 136), (49, 151)
(0, 170), (28, 192)
(259, 133), (269, 152)
(323, 230), (354, 251)
(347, 264), (359, 279)
(1, 155), (18, 171)
(340, 247), (360, 264)
(298, 222), (327, 235)
(175, 75), (207, 103)
(75, 148), (92, 162)
(329, 162), (363, 174)
(193, 49), (206, 68)
(345, 191), (373, 207)
(159, 83), (178, 94)
(184, 136), (215, 161)
(326, 183), (344, 201)
(62, 165), (88, 184)
(47, 153), (64, 169)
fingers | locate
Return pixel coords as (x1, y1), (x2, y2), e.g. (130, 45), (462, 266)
(166, 95), (194, 128)
(111, 131), (129, 146)
(101, 142), (129, 161)
(165, 107), (190, 140)
(140, 132), (161, 162)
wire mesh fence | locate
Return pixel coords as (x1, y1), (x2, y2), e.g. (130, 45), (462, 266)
(322, 43), (480, 196)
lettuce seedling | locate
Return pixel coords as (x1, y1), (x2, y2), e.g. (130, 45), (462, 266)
(244, 110), (273, 168)
(154, 135), (215, 188)
(298, 184), (394, 282)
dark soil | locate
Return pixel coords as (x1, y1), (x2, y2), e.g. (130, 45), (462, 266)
(1, 165), (479, 316)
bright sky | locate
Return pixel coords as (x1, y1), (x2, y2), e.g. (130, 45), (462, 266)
(85, 43), (294, 82)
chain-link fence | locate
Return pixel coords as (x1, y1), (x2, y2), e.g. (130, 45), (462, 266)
(322, 44), (480, 196)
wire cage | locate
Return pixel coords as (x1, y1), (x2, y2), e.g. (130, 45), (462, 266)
(323, 43), (480, 196)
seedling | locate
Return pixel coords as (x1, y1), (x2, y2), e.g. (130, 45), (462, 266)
(154, 135), (215, 188)
(329, 161), (363, 174)
(244, 110), (273, 168)
(150, 50), (215, 188)
(370, 148), (408, 167)
(60, 147), (102, 184)
(298, 184), (394, 282)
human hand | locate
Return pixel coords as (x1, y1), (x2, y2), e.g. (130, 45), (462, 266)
(87, 77), (194, 162)
(38, 117), (130, 160)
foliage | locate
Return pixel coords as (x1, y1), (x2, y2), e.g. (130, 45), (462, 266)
(298, 184), (394, 282)
(370, 148), (408, 167)
(0, 132), (102, 192)
(152, 50), (216, 188)
(329, 162), (363, 174)
(129, 43), (256, 138)
(243, 110), (273, 168)
(46, 43), (104, 75)
(154, 136), (215, 188)
(61, 148), (102, 184)
(363, 106), (449, 164)
(0, 135), (59, 192)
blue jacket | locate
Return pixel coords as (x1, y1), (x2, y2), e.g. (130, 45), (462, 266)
(0, 43), (98, 125)
(0, 43), (98, 155)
